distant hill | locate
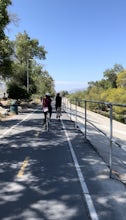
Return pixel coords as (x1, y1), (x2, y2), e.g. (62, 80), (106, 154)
(69, 87), (86, 94)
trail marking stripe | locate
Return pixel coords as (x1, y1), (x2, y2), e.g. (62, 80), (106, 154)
(61, 120), (99, 220)
(0, 108), (38, 139)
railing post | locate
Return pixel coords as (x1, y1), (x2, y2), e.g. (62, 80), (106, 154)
(109, 103), (113, 178)
(66, 98), (68, 113)
(84, 100), (87, 140)
(70, 100), (71, 120)
(75, 98), (78, 128)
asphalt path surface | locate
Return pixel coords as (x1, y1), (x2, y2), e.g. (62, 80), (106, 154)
(0, 105), (126, 220)
(0, 106), (92, 220)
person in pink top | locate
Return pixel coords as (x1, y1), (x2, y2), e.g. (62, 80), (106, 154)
(42, 92), (52, 124)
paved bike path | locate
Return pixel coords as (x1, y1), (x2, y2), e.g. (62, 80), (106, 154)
(0, 106), (126, 220)
(0, 108), (89, 220)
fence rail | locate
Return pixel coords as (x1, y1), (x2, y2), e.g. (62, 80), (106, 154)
(63, 98), (126, 178)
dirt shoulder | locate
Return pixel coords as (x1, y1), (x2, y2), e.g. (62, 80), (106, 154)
(0, 100), (39, 121)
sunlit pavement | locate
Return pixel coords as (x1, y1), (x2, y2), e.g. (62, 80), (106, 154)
(0, 106), (126, 220)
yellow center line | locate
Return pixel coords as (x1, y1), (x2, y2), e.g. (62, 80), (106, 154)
(17, 157), (29, 178)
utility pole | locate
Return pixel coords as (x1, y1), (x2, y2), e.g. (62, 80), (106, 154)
(27, 59), (33, 93)
(27, 59), (29, 93)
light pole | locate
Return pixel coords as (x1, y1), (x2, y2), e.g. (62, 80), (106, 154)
(27, 59), (32, 93)
(27, 59), (29, 93)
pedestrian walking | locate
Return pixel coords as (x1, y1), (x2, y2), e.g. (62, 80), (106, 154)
(55, 93), (62, 119)
(42, 92), (52, 124)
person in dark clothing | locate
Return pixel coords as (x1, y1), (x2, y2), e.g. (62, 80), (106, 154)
(42, 93), (52, 124)
(55, 93), (62, 110)
(55, 93), (62, 118)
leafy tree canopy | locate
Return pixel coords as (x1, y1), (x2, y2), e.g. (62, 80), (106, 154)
(8, 32), (55, 97)
(116, 70), (126, 88)
(103, 64), (124, 88)
(14, 31), (47, 63)
(0, 0), (12, 39)
(0, 0), (13, 79)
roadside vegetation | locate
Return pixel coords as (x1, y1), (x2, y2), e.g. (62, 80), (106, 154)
(1, 1), (126, 123)
(0, 0), (56, 119)
(0, 0), (55, 102)
(67, 64), (126, 123)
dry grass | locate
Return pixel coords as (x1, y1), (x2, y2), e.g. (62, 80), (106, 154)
(0, 99), (39, 121)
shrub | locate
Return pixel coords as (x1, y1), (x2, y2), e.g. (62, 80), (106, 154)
(7, 82), (30, 100)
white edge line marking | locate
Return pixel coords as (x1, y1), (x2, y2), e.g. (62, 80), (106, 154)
(61, 119), (99, 220)
(0, 108), (38, 139)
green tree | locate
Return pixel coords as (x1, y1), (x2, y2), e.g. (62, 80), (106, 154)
(0, 0), (12, 39)
(36, 70), (55, 96)
(0, 37), (13, 78)
(116, 70), (126, 88)
(0, 0), (13, 78)
(103, 64), (124, 88)
(14, 31), (47, 63)
(11, 31), (49, 92)
(7, 81), (30, 99)
(61, 90), (69, 96)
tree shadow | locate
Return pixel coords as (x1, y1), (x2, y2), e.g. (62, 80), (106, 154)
(0, 117), (88, 219)
(0, 112), (126, 219)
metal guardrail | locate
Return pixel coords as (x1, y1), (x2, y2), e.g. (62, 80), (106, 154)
(63, 98), (126, 178)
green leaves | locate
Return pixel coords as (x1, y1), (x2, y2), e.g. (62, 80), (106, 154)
(0, 0), (12, 78)
(0, 1), (54, 98)
(15, 31), (47, 62)
(69, 64), (126, 106)
(0, 0), (12, 38)
(8, 31), (54, 97)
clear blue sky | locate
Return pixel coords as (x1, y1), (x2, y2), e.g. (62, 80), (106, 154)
(6, 0), (126, 92)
